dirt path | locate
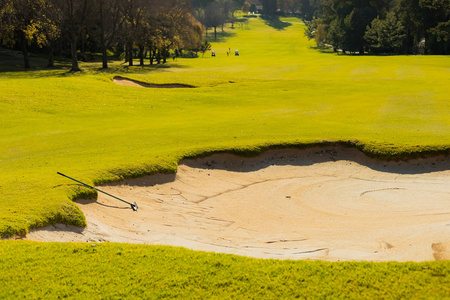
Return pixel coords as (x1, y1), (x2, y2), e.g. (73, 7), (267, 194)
(23, 147), (450, 261)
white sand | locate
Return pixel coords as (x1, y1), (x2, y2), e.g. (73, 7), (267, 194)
(22, 146), (450, 261)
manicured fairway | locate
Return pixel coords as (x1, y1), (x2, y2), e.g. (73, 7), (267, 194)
(1, 17), (449, 237)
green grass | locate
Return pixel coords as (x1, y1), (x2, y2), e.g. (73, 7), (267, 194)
(1, 17), (448, 236)
(0, 17), (449, 297)
(1, 241), (449, 299)
(1, 16), (449, 235)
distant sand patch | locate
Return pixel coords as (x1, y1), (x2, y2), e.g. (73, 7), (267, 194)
(113, 76), (194, 88)
(22, 146), (450, 262)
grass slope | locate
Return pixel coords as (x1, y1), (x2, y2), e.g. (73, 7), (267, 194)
(1, 241), (449, 298)
(0, 18), (449, 236)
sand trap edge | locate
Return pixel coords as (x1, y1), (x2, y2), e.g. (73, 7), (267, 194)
(113, 76), (195, 88)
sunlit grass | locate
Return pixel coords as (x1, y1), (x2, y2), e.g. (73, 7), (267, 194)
(1, 241), (449, 298)
(1, 17), (449, 237)
(1, 15), (449, 298)
(0, 17), (448, 232)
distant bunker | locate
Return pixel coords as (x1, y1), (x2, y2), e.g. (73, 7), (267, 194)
(113, 76), (194, 88)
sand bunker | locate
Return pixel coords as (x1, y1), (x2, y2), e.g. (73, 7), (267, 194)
(24, 146), (450, 262)
(113, 76), (194, 88)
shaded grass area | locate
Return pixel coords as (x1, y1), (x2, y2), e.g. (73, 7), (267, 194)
(0, 17), (449, 238)
(260, 15), (292, 31)
(1, 241), (449, 298)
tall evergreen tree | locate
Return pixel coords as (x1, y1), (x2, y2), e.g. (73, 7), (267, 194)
(261, 0), (277, 16)
(365, 11), (406, 54)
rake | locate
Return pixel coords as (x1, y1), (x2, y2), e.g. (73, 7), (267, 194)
(57, 172), (138, 211)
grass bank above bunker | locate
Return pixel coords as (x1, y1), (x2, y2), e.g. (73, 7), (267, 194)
(22, 146), (450, 262)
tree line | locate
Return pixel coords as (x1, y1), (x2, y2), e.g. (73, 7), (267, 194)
(254, 0), (449, 55)
(0, 0), (204, 70)
(255, 0), (321, 19)
(303, 0), (449, 55)
(192, 0), (245, 40)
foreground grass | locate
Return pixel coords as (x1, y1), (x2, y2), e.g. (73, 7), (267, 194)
(1, 241), (449, 298)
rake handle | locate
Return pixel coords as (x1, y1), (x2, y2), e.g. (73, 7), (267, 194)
(57, 172), (138, 211)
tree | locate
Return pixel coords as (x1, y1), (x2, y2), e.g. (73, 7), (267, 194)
(419, 0), (450, 54)
(51, 0), (92, 71)
(299, 0), (313, 19)
(191, 0), (215, 8)
(0, 0), (212, 69)
(396, 0), (450, 54)
(204, 1), (226, 40)
(131, 0), (203, 65)
(429, 20), (450, 45)
(176, 10), (203, 53)
(261, 0), (277, 16)
(157, 1), (203, 63)
(242, 1), (251, 13)
(318, 0), (388, 53)
(326, 18), (346, 52)
(278, 0), (302, 14)
(94, 0), (123, 69)
(397, 0), (426, 54)
(314, 23), (327, 47)
(0, 0), (54, 68)
(365, 12), (406, 54)
(303, 17), (319, 40)
(232, 0), (245, 10)
(200, 40), (211, 57)
(38, 2), (61, 68)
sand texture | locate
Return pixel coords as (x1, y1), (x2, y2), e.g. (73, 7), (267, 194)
(23, 147), (450, 261)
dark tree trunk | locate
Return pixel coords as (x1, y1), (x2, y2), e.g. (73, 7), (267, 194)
(162, 47), (167, 64)
(128, 42), (133, 66)
(20, 32), (30, 69)
(156, 49), (161, 64)
(47, 44), (54, 68)
(139, 46), (144, 66)
(100, 0), (108, 69)
(57, 36), (62, 56)
(70, 34), (81, 72)
(214, 26), (217, 40)
(81, 40), (85, 61)
(102, 45), (108, 69)
(149, 48), (153, 65)
(22, 45), (30, 69)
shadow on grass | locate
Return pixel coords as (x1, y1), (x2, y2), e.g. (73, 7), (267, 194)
(0, 52), (192, 79)
(260, 15), (291, 31)
(308, 47), (416, 57)
(93, 61), (192, 75)
(309, 46), (336, 54)
(205, 30), (237, 43)
(0, 60), (72, 76)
